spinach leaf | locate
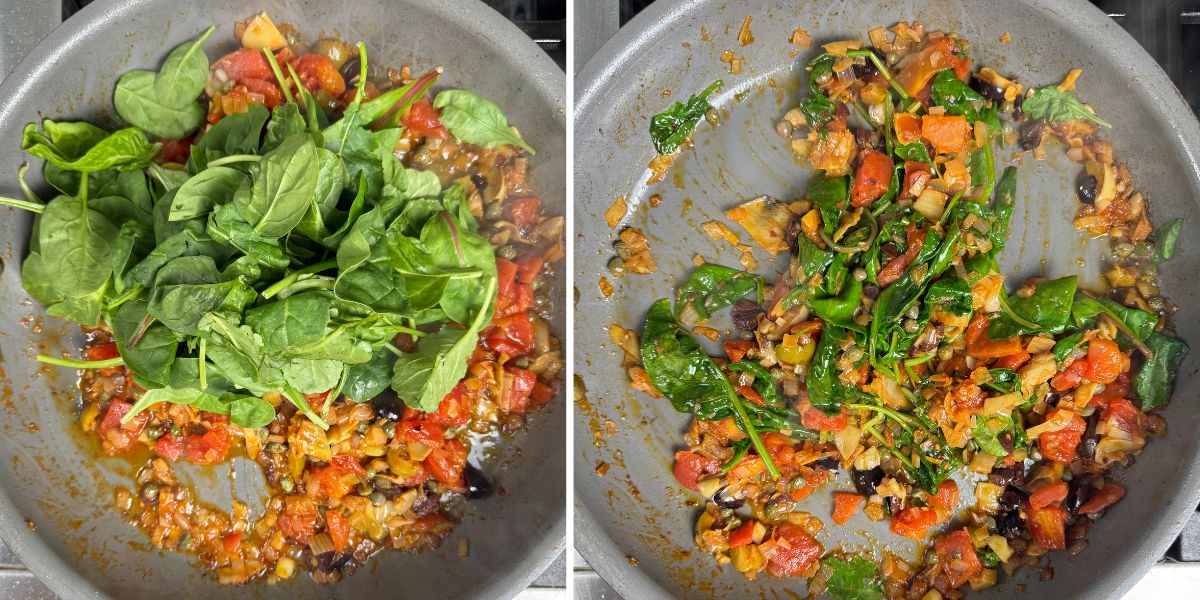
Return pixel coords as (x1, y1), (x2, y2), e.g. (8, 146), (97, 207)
(237, 133), (319, 236)
(990, 276), (1077, 339)
(110, 298), (178, 387)
(114, 70), (205, 139)
(808, 175), (849, 236)
(434, 89), (535, 154)
(797, 54), (837, 131)
(264, 102), (308, 152)
(111, 221), (153, 293)
(808, 324), (864, 415)
(1134, 333), (1190, 411)
(170, 166), (246, 221)
(1022, 84), (1111, 127)
(1053, 331), (1086, 364)
(984, 368), (1022, 394)
(390, 276), (496, 412)
(1070, 295), (1158, 343)
(206, 203), (290, 270)
(674, 264), (761, 321)
(647, 80), (722, 155)
(23, 122), (156, 174)
(343, 348), (396, 403)
(149, 255), (255, 335)
(36, 195), (116, 301)
(925, 277), (972, 315)
(245, 292), (332, 354)
(1154, 217), (1183, 262)
(824, 556), (885, 600)
(153, 26), (215, 109)
(91, 195), (153, 227)
(987, 167), (1019, 255)
(894, 141), (932, 163)
(293, 147), (344, 242)
(197, 104), (268, 156)
(930, 70), (984, 122)
(280, 358), (343, 394)
(811, 278), (864, 331)
(420, 211), (497, 325)
(228, 394), (277, 427)
(972, 416), (1010, 458)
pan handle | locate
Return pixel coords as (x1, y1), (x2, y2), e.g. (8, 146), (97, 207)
(0, 0), (61, 81)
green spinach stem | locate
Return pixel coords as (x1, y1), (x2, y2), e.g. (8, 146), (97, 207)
(719, 375), (780, 479)
(37, 355), (124, 369)
(262, 259), (338, 298)
(848, 50), (909, 101)
(206, 154), (259, 167)
(262, 48), (297, 106)
(0, 196), (45, 214)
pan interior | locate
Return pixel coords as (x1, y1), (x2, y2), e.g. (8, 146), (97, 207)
(0, 1), (565, 599)
(573, 1), (1200, 599)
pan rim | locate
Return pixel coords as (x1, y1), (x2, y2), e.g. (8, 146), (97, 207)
(0, 0), (565, 598)
(573, 0), (1200, 598)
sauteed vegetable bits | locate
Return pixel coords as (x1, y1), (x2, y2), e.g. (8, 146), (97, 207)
(632, 21), (1187, 599)
(4, 12), (561, 585)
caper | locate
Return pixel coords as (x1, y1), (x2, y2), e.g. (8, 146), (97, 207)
(608, 256), (627, 276)
(905, 304), (920, 319)
(382, 421), (397, 438)
(846, 346), (865, 362)
(370, 491), (387, 506)
(885, 52), (900, 65)
(513, 356), (532, 369)
(267, 441), (286, 454)
(853, 268), (867, 282)
(531, 274), (547, 290)
(140, 482), (160, 504)
(903, 319), (921, 334)
(357, 421), (370, 434)
(170, 425), (183, 437)
(613, 241), (633, 260)
(764, 497), (794, 520)
(775, 120), (793, 139)
(535, 291), (550, 307)
(938, 345), (954, 361)
(498, 245), (518, 260)
(788, 477), (809, 492)
(1148, 296), (1166, 312)
(1114, 242), (1134, 258)
(1143, 263), (1159, 278)
(145, 425), (165, 440)
(280, 475), (295, 493)
(705, 107), (721, 127)
(484, 202), (503, 220)
(357, 482), (372, 496)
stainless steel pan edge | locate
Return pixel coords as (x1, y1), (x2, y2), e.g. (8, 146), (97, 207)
(574, 1), (1200, 598)
(0, 0), (565, 599)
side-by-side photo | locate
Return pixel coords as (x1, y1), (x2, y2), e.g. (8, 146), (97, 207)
(0, 1), (564, 599)
(574, 1), (1198, 600)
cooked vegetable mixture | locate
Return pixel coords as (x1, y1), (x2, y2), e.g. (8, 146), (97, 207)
(3, 13), (561, 585)
(634, 22), (1187, 599)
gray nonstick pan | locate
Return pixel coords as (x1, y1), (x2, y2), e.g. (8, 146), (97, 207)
(574, 0), (1200, 598)
(0, 0), (565, 598)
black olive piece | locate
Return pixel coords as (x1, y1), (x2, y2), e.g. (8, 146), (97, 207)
(851, 467), (885, 497)
(813, 456), (839, 472)
(373, 391), (406, 421)
(339, 56), (362, 86)
(1066, 476), (1095, 514)
(988, 463), (1026, 487)
(315, 551), (351, 573)
(969, 75), (1006, 104)
(412, 492), (441, 517)
(464, 463), (493, 499)
(1077, 170), (1099, 205)
(998, 486), (1027, 511)
(1013, 93), (1026, 120)
(1019, 119), (1045, 151)
(784, 215), (803, 255)
(713, 487), (745, 510)
(1079, 412), (1101, 459)
(862, 284), (881, 300)
(854, 127), (883, 153)
(851, 47), (887, 79)
(731, 299), (763, 332)
(997, 509), (1026, 540)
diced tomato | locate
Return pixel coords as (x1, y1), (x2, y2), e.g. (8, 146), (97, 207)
(1090, 373), (1131, 409)
(529, 380), (555, 409)
(948, 381), (985, 416)
(314, 466), (356, 500)
(154, 434), (186, 461)
(398, 420), (446, 448)
(510, 197), (543, 230)
(851, 149), (895, 207)
(496, 258), (519, 299)
(241, 77), (283, 108)
(727, 455), (767, 483)
(515, 256), (543, 285)
(878, 223), (926, 287)
(1051, 358), (1087, 391)
(221, 532), (243, 554)
(890, 506), (938, 540)
(424, 438), (468, 487)
(185, 425), (231, 465)
(278, 496), (319, 543)
(1084, 338), (1125, 384)
(295, 54), (346, 96)
(1038, 409), (1087, 464)
(1077, 483), (1127, 515)
(738, 385), (765, 406)
(894, 113), (922, 145)
(902, 160), (932, 198)
(1101, 397), (1144, 441)
(331, 454), (366, 475)
(99, 399), (135, 433)
(789, 469), (835, 502)
(798, 398), (848, 432)
(499, 366), (537, 413)
(1029, 481), (1069, 509)
(927, 480), (960, 518)
(762, 432), (798, 466)
(159, 138), (193, 164)
(401, 98), (448, 140)
(935, 529), (983, 588)
(723, 338), (756, 363)
(921, 114), (969, 155)
(764, 523), (824, 578)
(832, 492), (865, 525)
(423, 382), (473, 426)
(673, 450), (718, 491)
(482, 313), (536, 356)
(326, 511), (351, 552)
(1026, 503), (1067, 550)
(966, 315), (1024, 359)
(728, 520), (757, 548)
(216, 48), (273, 81)
(994, 348), (1031, 370)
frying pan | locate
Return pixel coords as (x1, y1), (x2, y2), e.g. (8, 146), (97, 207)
(574, 0), (1200, 598)
(0, 0), (565, 598)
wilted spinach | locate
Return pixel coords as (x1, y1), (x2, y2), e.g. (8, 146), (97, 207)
(648, 80), (723, 155)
